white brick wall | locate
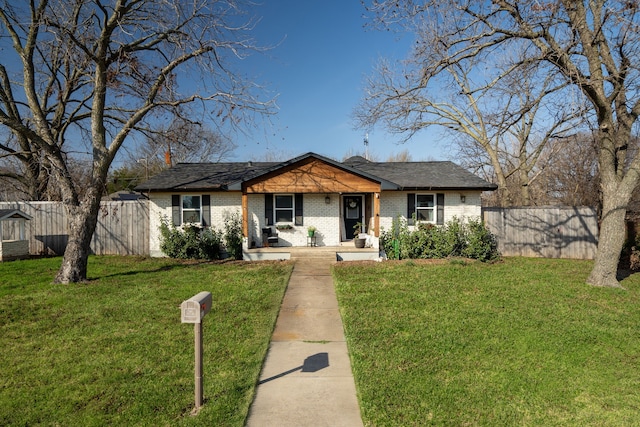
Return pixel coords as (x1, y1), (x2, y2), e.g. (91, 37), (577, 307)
(247, 194), (264, 246)
(148, 190), (484, 255)
(247, 193), (340, 247)
(378, 191), (483, 233)
(209, 193), (242, 227)
(149, 192), (243, 256)
(149, 193), (171, 256)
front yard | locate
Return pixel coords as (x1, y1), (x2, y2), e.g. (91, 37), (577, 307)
(2, 256), (640, 425)
(0, 256), (292, 426)
(333, 258), (640, 426)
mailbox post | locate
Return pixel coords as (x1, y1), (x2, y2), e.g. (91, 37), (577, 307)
(181, 291), (212, 411)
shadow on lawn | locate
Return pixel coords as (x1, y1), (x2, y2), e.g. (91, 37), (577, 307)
(86, 259), (222, 281)
(617, 268), (640, 282)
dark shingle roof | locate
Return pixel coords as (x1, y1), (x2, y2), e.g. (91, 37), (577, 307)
(134, 161), (278, 191)
(135, 153), (497, 192)
(342, 157), (496, 190)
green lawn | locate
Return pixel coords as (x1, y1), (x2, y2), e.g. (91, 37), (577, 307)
(333, 258), (640, 426)
(0, 256), (292, 426)
(4, 256), (640, 426)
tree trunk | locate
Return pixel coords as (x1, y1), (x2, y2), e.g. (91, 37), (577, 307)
(54, 199), (101, 284)
(587, 191), (628, 288)
(519, 168), (531, 206)
(495, 176), (512, 207)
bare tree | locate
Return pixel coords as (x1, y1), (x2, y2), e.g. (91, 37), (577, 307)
(111, 118), (236, 192)
(0, 0), (274, 283)
(0, 128), (52, 201)
(355, 41), (584, 206)
(539, 133), (601, 207)
(386, 149), (413, 162)
(129, 118), (236, 169)
(250, 149), (299, 162)
(361, 0), (640, 287)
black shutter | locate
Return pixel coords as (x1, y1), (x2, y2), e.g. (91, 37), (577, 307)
(172, 195), (181, 226)
(202, 195), (211, 226)
(407, 193), (415, 225)
(436, 193), (445, 225)
(265, 194), (273, 226)
(295, 193), (303, 226)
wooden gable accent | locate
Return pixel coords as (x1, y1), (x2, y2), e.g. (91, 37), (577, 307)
(243, 157), (381, 193)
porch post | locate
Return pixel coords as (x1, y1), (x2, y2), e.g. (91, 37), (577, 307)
(241, 192), (249, 237)
(374, 192), (380, 237)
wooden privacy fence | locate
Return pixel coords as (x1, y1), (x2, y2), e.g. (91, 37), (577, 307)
(0, 202), (599, 259)
(0, 201), (149, 256)
(483, 206), (599, 259)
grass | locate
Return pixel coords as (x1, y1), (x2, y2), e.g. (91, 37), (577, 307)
(5, 256), (640, 426)
(333, 258), (640, 426)
(0, 256), (293, 426)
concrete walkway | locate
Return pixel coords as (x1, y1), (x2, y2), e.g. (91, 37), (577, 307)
(245, 253), (363, 427)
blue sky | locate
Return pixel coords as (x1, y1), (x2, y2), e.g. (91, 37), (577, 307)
(0, 1), (449, 167)
(229, 0), (448, 162)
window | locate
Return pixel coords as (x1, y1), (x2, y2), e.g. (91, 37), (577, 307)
(274, 194), (294, 223)
(408, 193), (444, 225)
(416, 194), (435, 222)
(345, 197), (360, 219)
(182, 195), (201, 224)
(265, 193), (303, 226)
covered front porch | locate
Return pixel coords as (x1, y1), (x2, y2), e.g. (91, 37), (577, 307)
(239, 156), (384, 247)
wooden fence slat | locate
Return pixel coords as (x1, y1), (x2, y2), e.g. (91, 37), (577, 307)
(482, 206), (598, 259)
(0, 201), (150, 257)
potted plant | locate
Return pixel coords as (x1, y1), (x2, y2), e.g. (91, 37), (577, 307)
(353, 222), (367, 248)
(307, 225), (316, 237)
(276, 223), (293, 230)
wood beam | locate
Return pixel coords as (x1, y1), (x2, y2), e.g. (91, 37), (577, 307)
(374, 192), (380, 237)
(244, 159), (380, 193)
(241, 192), (248, 237)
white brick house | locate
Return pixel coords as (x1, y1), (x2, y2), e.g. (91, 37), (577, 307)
(136, 153), (496, 257)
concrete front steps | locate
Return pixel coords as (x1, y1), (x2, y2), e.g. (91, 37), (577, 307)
(243, 244), (379, 262)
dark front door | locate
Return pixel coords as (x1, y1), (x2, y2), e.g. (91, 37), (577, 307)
(343, 195), (363, 240)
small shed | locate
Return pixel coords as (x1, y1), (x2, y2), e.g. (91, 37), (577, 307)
(0, 209), (33, 261)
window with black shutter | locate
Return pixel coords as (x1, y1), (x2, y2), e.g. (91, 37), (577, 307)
(408, 193), (445, 225)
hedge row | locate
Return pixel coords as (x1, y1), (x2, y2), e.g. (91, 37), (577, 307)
(380, 217), (499, 262)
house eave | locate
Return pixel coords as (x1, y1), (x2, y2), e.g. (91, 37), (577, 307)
(397, 184), (498, 192)
(230, 152), (399, 191)
(136, 185), (228, 193)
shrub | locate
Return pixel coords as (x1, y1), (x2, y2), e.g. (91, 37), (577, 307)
(223, 211), (243, 260)
(199, 226), (223, 259)
(380, 216), (499, 262)
(380, 216), (410, 260)
(159, 216), (222, 260)
(462, 218), (500, 262)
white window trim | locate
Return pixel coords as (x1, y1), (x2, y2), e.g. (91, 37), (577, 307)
(274, 194), (295, 224)
(415, 193), (436, 224)
(182, 195), (202, 225)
